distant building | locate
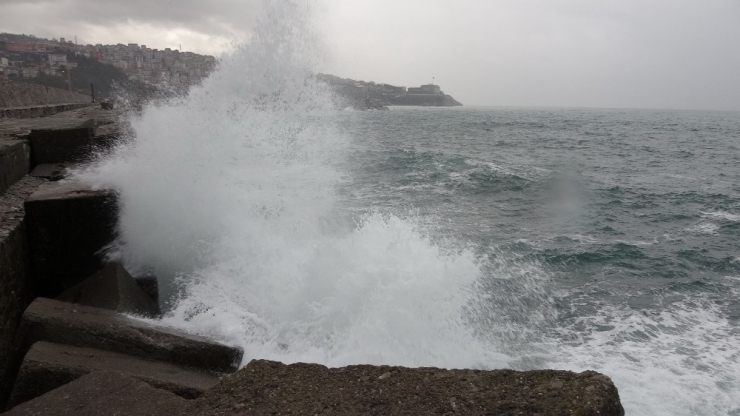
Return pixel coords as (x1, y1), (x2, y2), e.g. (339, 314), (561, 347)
(407, 84), (441, 95)
(0, 57), (8, 67)
(48, 53), (67, 65)
(22, 67), (38, 78)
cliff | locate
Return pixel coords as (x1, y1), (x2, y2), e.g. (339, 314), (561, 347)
(389, 93), (462, 107)
(318, 74), (462, 108)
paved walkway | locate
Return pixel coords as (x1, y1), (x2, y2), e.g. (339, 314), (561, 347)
(0, 106), (122, 139)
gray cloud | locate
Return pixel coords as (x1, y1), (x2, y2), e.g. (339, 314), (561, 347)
(321, 0), (740, 110)
(1, 0), (259, 53)
(2, 0), (739, 110)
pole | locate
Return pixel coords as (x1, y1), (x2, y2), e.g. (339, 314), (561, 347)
(91, 83), (95, 103)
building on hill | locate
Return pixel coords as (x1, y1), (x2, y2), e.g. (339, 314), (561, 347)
(1, 33), (216, 88)
(407, 84), (441, 95)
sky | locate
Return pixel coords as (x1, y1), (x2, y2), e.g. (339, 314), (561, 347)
(2, 0), (739, 110)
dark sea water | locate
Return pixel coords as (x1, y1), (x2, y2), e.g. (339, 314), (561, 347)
(336, 106), (740, 415)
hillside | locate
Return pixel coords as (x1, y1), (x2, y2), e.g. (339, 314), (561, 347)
(317, 74), (462, 109)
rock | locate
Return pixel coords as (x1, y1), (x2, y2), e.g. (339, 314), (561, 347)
(56, 263), (160, 317)
(16, 298), (243, 374)
(188, 360), (625, 416)
(28, 121), (97, 165)
(7, 341), (219, 407)
(3, 371), (188, 415)
(0, 140), (30, 196)
(24, 180), (117, 298)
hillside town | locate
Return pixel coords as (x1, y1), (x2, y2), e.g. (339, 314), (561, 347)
(0, 33), (215, 87)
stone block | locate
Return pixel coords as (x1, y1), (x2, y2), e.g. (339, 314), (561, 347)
(56, 263), (160, 317)
(3, 371), (188, 415)
(0, 140), (30, 196)
(24, 181), (117, 298)
(8, 341), (219, 407)
(28, 121), (95, 165)
(188, 359), (625, 416)
(17, 298), (243, 374)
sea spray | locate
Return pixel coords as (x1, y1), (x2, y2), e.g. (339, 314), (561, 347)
(74, 1), (552, 370)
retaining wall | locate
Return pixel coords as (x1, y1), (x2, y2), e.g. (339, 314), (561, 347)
(0, 78), (91, 109)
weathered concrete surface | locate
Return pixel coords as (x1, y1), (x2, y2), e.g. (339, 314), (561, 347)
(0, 176), (46, 409)
(8, 341), (219, 407)
(3, 371), (189, 416)
(17, 298), (243, 374)
(0, 78), (91, 110)
(0, 103), (92, 119)
(189, 359), (625, 416)
(28, 122), (95, 165)
(56, 263), (160, 317)
(0, 140), (30, 196)
(24, 181), (118, 297)
(28, 164), (71, 181)
(0, 106), (120, 140)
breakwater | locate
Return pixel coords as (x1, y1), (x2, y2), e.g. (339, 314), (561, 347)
(0, 102), (624, 415)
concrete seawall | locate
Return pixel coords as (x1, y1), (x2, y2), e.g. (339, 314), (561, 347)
(0, 78), (91, 113)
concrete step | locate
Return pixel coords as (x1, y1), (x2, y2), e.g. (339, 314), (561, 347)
(24, 180), (117, 298)
(3, 371), (188, 415)
(0, 140), (30, 196)
(56, 263), (160, 317)
(17, 298), (243, 374)
(8, 341), (219, 408)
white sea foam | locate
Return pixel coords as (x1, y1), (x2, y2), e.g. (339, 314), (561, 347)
(701, 211), (740, 222)
(686, 221), (720, 235)
(548, 299), (740, 416)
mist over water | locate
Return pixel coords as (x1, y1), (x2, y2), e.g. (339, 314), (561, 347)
(76, 3), (740, 415)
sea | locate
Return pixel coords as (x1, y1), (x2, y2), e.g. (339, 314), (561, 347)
(77, 5), (740, 415)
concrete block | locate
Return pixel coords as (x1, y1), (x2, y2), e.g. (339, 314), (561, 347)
(133, 273), (159, 305)
(56, 263), (160, 317)
(17, 298), (243, 374)
(0, 176), (46, 409)
(8, 341), (219, 407)
(28, 121), (95, 165)
(3, 371), (188, 415)
(189, 360), (625, 416)
(24, 181), (117, 298)
(0, 140), (30, 196)
(29, 163), (72, 181)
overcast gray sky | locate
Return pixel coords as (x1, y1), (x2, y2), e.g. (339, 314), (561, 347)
(2, 0), (739, 110)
